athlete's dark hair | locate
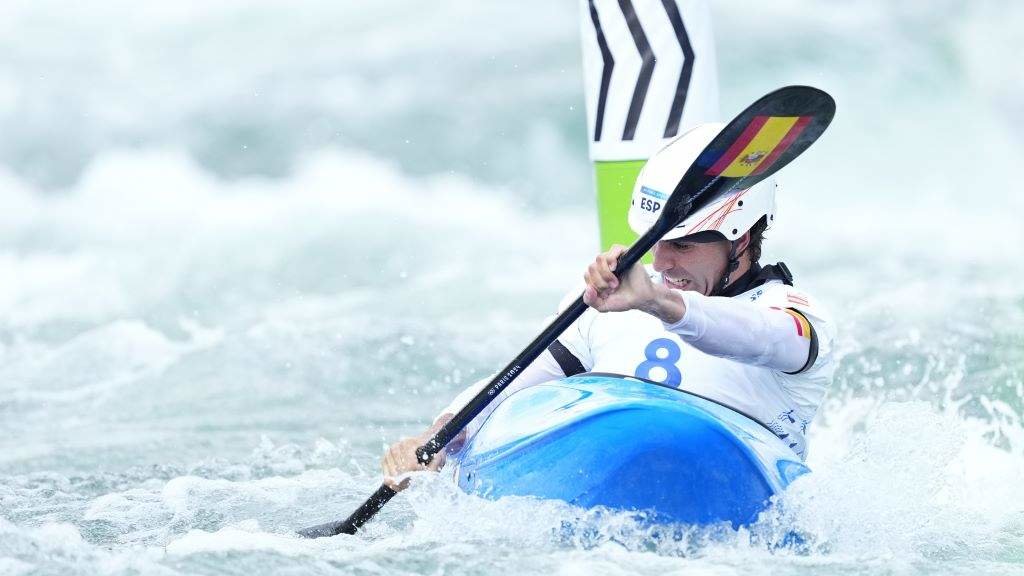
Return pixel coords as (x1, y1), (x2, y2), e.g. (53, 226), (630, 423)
(746, 215), (770, 263)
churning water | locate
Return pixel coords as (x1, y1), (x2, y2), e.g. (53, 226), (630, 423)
(2, 1), (1023, 574)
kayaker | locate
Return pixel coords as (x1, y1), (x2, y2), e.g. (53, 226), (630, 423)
(382, 123), (836, 490)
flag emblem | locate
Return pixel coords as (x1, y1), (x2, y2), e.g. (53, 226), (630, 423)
(740, 151), (766, 166)
(706, 115), (811, 178)
(783, 309), (812, 340)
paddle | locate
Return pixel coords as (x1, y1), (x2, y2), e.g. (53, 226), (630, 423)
(297, 85), (835, 538)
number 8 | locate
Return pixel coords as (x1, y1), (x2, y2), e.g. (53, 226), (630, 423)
(634, 338), (682, 386)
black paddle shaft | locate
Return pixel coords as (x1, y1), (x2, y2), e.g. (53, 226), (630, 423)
(295, 226), (665, 539)
(416, 224), (669, 459)
(297, 85), (835, 538)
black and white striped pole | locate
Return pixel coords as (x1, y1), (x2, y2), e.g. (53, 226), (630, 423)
(580, 0), (719, 249)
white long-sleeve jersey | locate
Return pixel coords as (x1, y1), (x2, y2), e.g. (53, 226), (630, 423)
(441, 269), (836, 460)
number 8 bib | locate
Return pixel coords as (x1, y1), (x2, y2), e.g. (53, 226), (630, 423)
(634, 338), (682, 386)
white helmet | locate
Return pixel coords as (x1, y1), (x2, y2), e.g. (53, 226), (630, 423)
(627, 123), (777, 242)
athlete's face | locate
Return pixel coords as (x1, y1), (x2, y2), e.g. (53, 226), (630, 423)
(652, 236), (732, 296)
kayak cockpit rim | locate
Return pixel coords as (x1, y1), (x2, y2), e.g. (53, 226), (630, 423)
(573, 372), (780, 439)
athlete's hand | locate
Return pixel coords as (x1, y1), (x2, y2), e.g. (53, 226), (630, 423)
(381, 435), (445, 491)
(381, 415), (457, 491)
(582, 244), (659, 313)
(582, 245), (685, 323)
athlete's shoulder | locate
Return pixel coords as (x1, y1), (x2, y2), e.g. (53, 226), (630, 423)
(741, 280), (832, 322)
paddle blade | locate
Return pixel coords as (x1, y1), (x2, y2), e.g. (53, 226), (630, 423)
(658, 85), (835, 230)
(297, 484), (397, 538)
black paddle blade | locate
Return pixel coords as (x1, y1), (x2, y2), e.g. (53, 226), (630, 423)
(297, 484), (397, 538)
(658, 85), (835, 231)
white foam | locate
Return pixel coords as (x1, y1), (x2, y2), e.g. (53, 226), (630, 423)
(0, 558), (34, 576)
(166, 524), (318, 557)
(0, 319), (221, 404)
(0, 146), (591, 331)
(0, 517), (172, 575)
(764, 400), (1024, 559)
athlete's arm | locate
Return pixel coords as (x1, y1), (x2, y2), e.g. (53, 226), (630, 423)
(661, 291), (816, 373)
(583, 244), (815, 373)
(436, 343), (572, 418)
(381, 345), (570, 491)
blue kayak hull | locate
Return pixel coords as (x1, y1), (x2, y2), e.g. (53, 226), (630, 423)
(449, 374), (808, 527)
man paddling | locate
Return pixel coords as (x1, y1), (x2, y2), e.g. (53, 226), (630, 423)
(382, 123), (836, 490)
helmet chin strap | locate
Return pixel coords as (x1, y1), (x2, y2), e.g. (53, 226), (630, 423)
(710, 240), (743, 296)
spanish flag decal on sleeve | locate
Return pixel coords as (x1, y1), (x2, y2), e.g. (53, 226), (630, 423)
(783, 309), (813, 340)
(705, 115), (811, 177)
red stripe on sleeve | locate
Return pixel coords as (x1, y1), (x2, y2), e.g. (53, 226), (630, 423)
(787, 311), (805, 336)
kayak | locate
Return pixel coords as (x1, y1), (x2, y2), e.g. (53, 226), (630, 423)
(448, 373), (809, 527)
